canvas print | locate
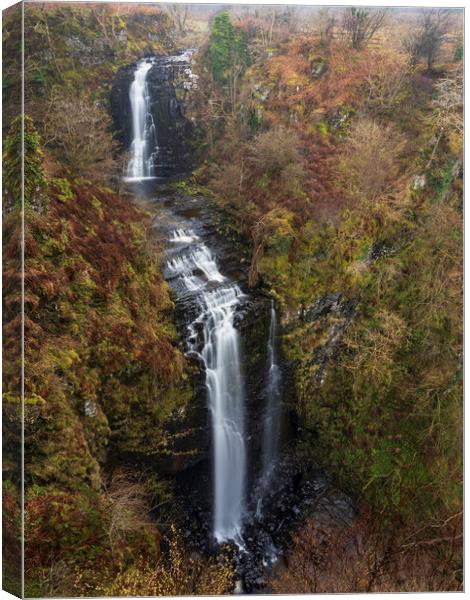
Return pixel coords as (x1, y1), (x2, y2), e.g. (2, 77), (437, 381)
(2, 1), (463, 596)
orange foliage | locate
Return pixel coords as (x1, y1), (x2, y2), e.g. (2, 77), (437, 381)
(271, 506), (463, 593)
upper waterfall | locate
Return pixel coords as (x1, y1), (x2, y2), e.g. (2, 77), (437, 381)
(111, 52), (197, 179)
(126, 60), (156, 180)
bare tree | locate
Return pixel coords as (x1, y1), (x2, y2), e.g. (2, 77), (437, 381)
(432, 67), (463, 136)
(44, 89), (118, 184)
(105, 469), (154, 553)
(342, 7), (387, 50)
(317, 8), (336, 50)
(364, 52), (410, 114)
(256, 8), (278, 51)
(340, 118), (405, 202)
(425, 66), (463, 168)
(166, 4), (189, 37)
(404, 9), (451, 71)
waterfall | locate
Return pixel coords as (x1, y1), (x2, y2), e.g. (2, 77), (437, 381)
(201, 286), (246, 543)
(126, 60), (156, 180)
(257, 302), (282, 515)
(165, 232), (246, 544)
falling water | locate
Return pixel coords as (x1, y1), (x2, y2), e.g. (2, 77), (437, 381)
(256, 302), (282, 516)
(126, 60), (156, 180)
(165, 232), (246, 543)
(201, 286), (246, 543)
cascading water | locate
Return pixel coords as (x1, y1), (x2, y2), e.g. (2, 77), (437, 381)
(202, 286), (246, 543)
(126, 60), (156, 180)
(256, 301), (282, 516)
(119, 56), (355, 592)
(262, 302), (282, 477)
(165, 230), (246, 543)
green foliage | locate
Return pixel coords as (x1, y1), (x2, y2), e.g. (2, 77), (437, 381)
(53, 177), (74, 202)
(453, 37), (463, 62)
(2, 115), (46, 210)
(210, 11), (249, 85)
(290, 192), (462, 527)
(429, 159), (455, 201)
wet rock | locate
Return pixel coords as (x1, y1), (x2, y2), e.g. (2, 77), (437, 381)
(311, 59), (327, 79)
(303, 292), (342, 322)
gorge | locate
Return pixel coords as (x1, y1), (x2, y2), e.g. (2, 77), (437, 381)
(114, 53), (354, 590)
(3, 3), (462, 595)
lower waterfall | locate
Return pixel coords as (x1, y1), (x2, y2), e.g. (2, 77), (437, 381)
(201, 286), (246, 543)
(166, 231), (246, 543)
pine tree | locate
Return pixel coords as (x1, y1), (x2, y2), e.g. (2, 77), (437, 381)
(209, 11), (249, 86)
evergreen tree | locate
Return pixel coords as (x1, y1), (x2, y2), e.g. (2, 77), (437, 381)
(210, 11), (249, 86)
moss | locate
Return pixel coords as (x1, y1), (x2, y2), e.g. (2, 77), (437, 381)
(429, 159), (455, 202)
(1, 160), (197, 593)
(91, 195), (104, 220)
(53, 178), (74, 203)
(317, 120), (329, 137)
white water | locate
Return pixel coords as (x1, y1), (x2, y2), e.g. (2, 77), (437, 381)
(165, 241), (246, 543)
(201, 285), (247, 543)
(126, 60), (156, 180)
(256, 302), (282, 516)
(167, 246), (225, 283)
(169, 228), (200, 244)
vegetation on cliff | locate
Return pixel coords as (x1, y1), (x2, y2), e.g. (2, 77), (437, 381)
(2, 112), (218, 594)
(2, 6), (228, 594)
(2, 3), (463, 595)
(188, 6), (463, 590)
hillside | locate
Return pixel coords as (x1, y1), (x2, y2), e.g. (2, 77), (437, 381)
(2, 3), (463, 595)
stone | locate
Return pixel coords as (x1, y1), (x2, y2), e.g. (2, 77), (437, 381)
(311, 60), (327, 79)
(84, 400), (98, 418)
(412, 174), (426, 190)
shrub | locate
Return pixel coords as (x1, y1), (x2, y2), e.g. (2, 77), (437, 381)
(99, 527), (235, 596)
(44, 90), (117, 184)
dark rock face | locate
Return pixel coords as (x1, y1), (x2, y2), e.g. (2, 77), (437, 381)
(175, 453), (355, 594)
(302, 292), (358, 385)
(110, 62), (135, 147)
(65, 34), (116, 66)
(311, 58), (327, 79)
(110, 54), (195, 176)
